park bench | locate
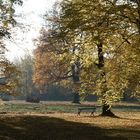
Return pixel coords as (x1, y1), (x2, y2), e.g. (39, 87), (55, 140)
(77, 107), (96, 115)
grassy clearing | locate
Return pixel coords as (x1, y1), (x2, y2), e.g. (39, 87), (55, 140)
(0, 101), (139, 114)
(0, 102), (78, 113)
(0, 101), (139, 140)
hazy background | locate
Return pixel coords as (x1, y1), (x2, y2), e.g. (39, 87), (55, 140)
(5, 0), (57, 61)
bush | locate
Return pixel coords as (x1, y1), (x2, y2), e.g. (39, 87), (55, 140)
(26, 96), (40, 103)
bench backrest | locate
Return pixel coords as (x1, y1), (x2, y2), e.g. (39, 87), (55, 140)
(78, 107), (96, 110)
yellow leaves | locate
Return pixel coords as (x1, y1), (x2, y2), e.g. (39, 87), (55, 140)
(0, 65), (20, 94)
(58, 52), (70, 62)
(82, 55), (93, 67)
(33, 0), (140, 103)
(2, 21), (8, 29)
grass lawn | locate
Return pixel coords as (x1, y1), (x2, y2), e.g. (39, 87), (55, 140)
(0, 101), (139, 140)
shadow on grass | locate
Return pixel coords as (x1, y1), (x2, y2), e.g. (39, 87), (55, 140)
(0, 115), (139, 140)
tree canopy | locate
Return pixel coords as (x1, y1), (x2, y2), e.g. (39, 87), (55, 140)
(33, 0), (140, 116)
(0, 0), (22, 94)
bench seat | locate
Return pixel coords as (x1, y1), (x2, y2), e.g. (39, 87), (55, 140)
(78, 107), (96, 115)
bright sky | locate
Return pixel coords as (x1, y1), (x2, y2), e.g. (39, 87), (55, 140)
(6, 0), (57, 61)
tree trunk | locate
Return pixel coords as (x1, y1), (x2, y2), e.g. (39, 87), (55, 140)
(101, 104), (115, 117)
(72, 92), (80, 104)
(97, 42), (115, 117)
(71, 59), (80, 104)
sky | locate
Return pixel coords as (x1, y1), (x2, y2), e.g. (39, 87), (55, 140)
(6, 0), (57, 61)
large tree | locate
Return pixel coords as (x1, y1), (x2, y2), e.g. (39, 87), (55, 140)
(0, 0), (22, 94)
(57, 0), (140, 115)
(45, 0), (122, 115)
(34, 0), (140, 116)
(33, 27), (81, 103)
(114, 0), (140, 100)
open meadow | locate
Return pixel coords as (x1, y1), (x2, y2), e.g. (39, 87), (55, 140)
(0, 101), (139, 140)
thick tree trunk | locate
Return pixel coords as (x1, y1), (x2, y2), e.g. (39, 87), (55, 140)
(72, 92), (80, 104)
(71, 60), (80, 104)
(101, 104), (115, 117)
(97, 42), (115, 117)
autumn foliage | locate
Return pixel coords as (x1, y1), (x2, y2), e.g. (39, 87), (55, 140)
(33, 0), (140, 115)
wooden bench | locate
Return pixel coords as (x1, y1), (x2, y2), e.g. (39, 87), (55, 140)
(77, 107), (96, 115)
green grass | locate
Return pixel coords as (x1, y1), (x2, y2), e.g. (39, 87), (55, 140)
(0, 101), (139, 114)
(0, 103), (78, 113)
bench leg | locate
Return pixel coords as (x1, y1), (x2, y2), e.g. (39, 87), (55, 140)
(77, 111), (81, 116)
(91, 111), (95, 116)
